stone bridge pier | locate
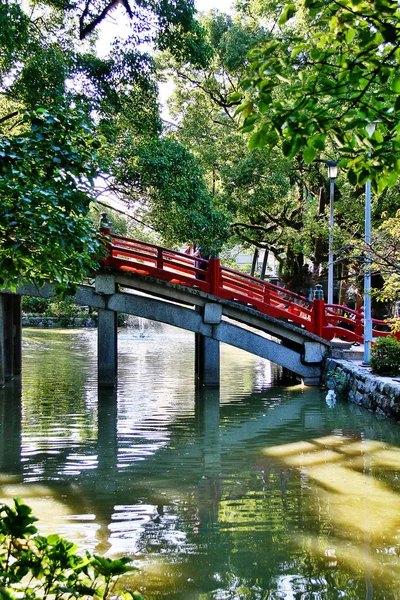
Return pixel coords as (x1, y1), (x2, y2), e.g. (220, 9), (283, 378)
(0, 294), (22, 387)
(94, 276), (224, 388)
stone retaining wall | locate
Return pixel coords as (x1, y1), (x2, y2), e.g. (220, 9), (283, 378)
(22, 316), (96, 328)
(323, 357), (400, 422)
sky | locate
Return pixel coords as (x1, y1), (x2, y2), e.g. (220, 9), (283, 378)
(196, 0), (233, 12)
(98, 0), (233, 48)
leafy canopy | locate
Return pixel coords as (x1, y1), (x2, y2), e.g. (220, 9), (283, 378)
(0, 0), (212, 289)
(237, 0), (400, 193)
(0, 106), (104, 292)
(110, 136), (229, 251)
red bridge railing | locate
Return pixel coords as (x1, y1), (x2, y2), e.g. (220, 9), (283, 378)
(100, 232), (395, 344)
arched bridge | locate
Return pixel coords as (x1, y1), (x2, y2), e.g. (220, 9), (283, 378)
(0, 232), (392, 388)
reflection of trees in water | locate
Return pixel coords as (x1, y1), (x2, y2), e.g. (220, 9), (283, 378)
(22, 331), (97, 444)
(128, 461), (376, 598)
(4, 330), (400, 597)
(263, 435), (400, 598)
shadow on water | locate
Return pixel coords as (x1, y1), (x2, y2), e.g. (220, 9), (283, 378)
(1, 329), (400, 598)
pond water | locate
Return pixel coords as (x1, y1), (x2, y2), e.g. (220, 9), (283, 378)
(1, 326), (400, 599)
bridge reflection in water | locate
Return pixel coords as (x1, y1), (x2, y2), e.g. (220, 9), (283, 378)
(0, 329), (400, 598)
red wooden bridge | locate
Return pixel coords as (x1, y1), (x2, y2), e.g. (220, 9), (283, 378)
(101, 231), (393, 345)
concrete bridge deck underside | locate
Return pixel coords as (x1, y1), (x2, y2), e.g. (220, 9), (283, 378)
(1, 269), (331, 387)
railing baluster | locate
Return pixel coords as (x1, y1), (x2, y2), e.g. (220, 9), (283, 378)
(355, 307), (363, 340)
(208, 256), (220, 295)
(263, 284), (270, 306)
(157, 248), (163, 271)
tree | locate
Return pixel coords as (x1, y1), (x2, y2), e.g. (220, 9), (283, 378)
(236, 0), (400, 193)
(108, 136), (229, 250)
(0, 0), (211, 289)
(0, 106), (104, 292)
(162, 11), (334, 291)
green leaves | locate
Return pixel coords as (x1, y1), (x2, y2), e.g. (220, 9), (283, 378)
(303, 147), (316, 164)
(92, 556), (137, 578)
(0, 498), (38, 539)
(0, 499), (142, 599)
(238, 0), (400, 190)
(278, 4), (296, 25)
(113, 137), (229, 252)
(0, 105), (105, 292)
(391, 75), (400, 93)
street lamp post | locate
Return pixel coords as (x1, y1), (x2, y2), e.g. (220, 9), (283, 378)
(364, 178), (372, 363)
(326, 161), (339, 305)
(363, 121), (379, 364)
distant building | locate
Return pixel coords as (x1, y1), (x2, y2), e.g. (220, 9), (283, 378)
(235, 249), (278, 277)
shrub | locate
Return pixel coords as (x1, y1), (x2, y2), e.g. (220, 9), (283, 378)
(21, 297), (50, 315)
(370, 336), (400, 376)
(0, 498), (144, 599)
(325, 369), (349, 399)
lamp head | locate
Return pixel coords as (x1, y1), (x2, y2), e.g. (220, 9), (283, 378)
(325, 160), (338, 179)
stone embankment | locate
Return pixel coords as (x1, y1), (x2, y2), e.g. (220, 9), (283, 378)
(323, 356), (400, 422)
(22, 316), (96, 328)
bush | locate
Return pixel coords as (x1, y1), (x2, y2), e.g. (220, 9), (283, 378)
(21, 297), (50, 315)
(45, 299), (89, 326)
(0, 498), (144, 599)
(370, 336), (400, 376)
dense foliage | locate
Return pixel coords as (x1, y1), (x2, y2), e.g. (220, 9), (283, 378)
(0, 498), (143, 599)
(157, 2), (400, 299)
(370, 336), (400, 376)
(3, 0), (400, 301)
(237, 0), (400, 193)
(0, 0), (215, 289)
(0, 106), (104, 292)
(163, 10), (368, 292)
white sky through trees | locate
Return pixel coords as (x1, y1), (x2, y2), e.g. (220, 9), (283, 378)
(97, 0), (233, 113)
(197, 0), (232, 12)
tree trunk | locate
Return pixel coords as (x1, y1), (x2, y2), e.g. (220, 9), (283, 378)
(250, 248), (259, 277)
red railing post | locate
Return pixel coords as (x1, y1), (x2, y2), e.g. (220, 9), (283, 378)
(312, 284), (325, 337)
(208, 256), (221, 295)
(99, 212), (112, 266)
(157, 247), (163, 271)
(263, 283), (270, 306)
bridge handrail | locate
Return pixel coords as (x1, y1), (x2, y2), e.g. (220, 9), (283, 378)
(99, 232), (399, 345)
(110, 234), (209, 266)
(107, 234), (209, 284)
(221, 265), (311, 305)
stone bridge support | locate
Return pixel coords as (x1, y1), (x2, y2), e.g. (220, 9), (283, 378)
(195, 334), (220, 386)
(98, 309), (118, 388)
(195, 304), (222, 387)
(0, 294), (22, 387)
(96, 276), (118, 388)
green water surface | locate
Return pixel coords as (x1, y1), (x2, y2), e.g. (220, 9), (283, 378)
(0, 327), (400, 599)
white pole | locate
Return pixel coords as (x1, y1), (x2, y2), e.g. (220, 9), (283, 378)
(328, 177), (335, 305)
(364, 179), (372, 363)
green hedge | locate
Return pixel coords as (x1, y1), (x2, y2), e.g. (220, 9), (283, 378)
(370, 336), (400, 376)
